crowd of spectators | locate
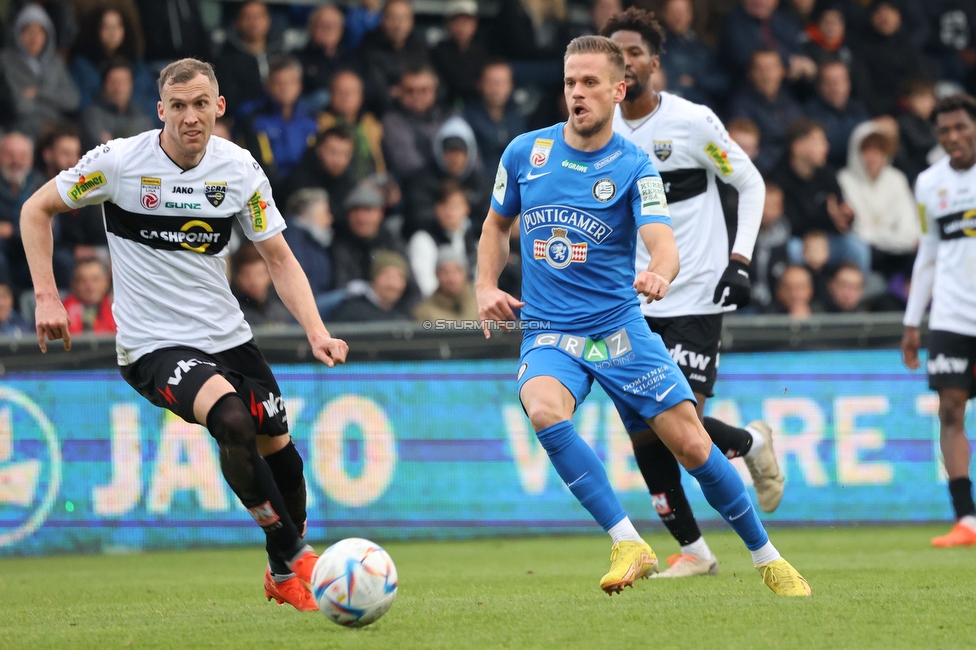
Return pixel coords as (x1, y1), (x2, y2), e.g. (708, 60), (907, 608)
(0, 0), (974, 334)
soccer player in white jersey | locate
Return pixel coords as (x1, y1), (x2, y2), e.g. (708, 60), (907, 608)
(903, 93), (976, 548)
(20, 59), (347, 612)
(602, 8), (784, 578)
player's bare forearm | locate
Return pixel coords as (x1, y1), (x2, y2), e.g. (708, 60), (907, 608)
(476, 208), (514, 290)
(21, 179), (70, 299)
(638, 222), (679, 283)
(255, 234), (348, 366)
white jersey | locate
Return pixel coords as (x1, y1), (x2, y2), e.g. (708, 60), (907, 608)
(903, 157), (976, 337)
(56, 130), (286, 364)
(613, 92), (764, 317)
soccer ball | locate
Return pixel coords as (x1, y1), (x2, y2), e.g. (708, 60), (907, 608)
(311, 537), (398, 627)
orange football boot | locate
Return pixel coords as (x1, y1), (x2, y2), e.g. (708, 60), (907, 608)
(264, 566), (318, 612)
(931, 522), (976, 548)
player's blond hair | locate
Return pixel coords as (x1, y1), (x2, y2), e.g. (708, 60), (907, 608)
(564, 35), (625, 81)
(157, 58), (220, 94)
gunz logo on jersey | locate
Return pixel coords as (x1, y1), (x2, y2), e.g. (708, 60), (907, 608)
(653, 140), (672, 161)
(68, 171), (105, 202)
(248, 191), (267, 231)
(205, 181), (227, 207)
(534, 228), (586, 269)
(704, 142), (733, 176)
(530, 138), (553, 168)
(141, 176), (161, 210)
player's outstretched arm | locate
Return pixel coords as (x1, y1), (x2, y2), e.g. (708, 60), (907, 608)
(20, 179), (73, 353)
(253, 233), (348, 367)
(476, 208), (524, 339)
(634, 222), (679, 302)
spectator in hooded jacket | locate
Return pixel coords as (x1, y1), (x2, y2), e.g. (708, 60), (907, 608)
(0, 3), (80, 138)
(407, 179), (478, 297)
(69, 4), (157, 117)
(838, 123), (918, 279)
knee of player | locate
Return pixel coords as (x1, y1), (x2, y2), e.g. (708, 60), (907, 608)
(674, 435), (711, 469)
(938, 396), (969, 429)
(206, 393), (258, 446)
(524, 401), (570, 432)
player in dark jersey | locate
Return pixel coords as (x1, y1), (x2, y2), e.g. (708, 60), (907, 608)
(21, 58), (348, 612)
(477, 35), (809, 596)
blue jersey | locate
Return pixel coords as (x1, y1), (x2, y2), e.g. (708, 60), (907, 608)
(491, 123), (671, 332)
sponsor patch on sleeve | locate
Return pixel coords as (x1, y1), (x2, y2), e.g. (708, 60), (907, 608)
(637, 177), (668, 216)
(917, 202), (927, 234)
(68, 171), (106, 202)
(247, 191), (267, 231)
(493, 162), (508, 205)
(704, 141), (733, 176)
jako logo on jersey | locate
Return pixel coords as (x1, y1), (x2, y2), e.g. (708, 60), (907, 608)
(166, 358), (217, 385)
(669, 343), (711, 371)
(530, 138), (553, 168)
(172, 186), (193, 194)
(927, 354), (968, 374)
(165, 202), (201, 210)
(205, 181), (227, 207)
(561, 159), (588, 173)
(248, 191), (267, 231)
(141, 176), (161, 210)
(68, 171), (105, 201)
(704, 142), (733, 176)
(533, 228), (586, 269)
(521, 205), (613, 244)
(653, 140), (672, 161)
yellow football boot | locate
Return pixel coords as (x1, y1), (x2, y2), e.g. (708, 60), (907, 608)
(756, 558), (812, 596)
(600, 540), (658, 595)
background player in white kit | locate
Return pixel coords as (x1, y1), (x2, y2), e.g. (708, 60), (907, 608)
(902, 93), (976, 548)
(20, 59), (347, 612)
(602, 9), (783, 577)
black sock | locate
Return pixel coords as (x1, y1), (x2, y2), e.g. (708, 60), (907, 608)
(206, 394), (304, 562)
(264, 441), (308, 574)
(703, 417), (753, 458)
(633, 439), (702, 546)
(948, 477), (976, 519)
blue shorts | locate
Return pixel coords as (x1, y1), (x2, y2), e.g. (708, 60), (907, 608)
(516, 317), (696, 433)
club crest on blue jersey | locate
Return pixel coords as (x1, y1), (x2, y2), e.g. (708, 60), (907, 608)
(591, 178), (616, 202)
(533, 228), (587, 269)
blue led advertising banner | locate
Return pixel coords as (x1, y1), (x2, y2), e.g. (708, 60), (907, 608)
(0, 350), (970, 556)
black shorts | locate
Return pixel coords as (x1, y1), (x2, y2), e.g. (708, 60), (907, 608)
(119, 340), (289, 436)
(927, 330), (976, 398)
(644, 314), (722, 397)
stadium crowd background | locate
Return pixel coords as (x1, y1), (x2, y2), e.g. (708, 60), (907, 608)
(0, 0), (973, 337)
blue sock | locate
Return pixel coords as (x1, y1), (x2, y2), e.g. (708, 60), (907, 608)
(536, 420), (626, 531)
(688, 445), (769, 551)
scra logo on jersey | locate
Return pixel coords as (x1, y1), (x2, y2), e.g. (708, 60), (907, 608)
(653, 140), (672, 161)
(205, 181), (227, 207)
(533, 228), (587, 269)
(529, 138), (553, 168)
(141, 176), (161, 210)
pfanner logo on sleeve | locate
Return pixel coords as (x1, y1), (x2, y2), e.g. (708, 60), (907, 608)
(69, 171), (105, 202)
(248, 191), (267, 231)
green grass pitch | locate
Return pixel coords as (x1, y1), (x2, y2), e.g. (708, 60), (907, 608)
(1, 525), (974, 649)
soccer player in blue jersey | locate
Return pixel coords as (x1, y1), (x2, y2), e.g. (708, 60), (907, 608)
(476, 35), (810, 596)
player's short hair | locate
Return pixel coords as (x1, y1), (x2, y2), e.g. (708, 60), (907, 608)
(269, 54), (303, 78)
(599, 7), (665, 56)
(285, 187), (330, 219)
(157, 58), (219, 95)
(564, 35), (625, 79)
(931, 93), (976, 124)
